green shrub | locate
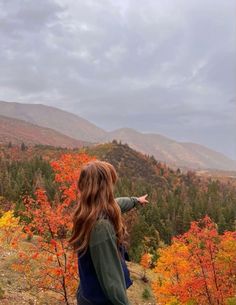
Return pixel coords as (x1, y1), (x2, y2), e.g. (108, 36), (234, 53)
(142, 288), (151, 300)
(0, 285), (5, 299)
(227, 297), (236, 305)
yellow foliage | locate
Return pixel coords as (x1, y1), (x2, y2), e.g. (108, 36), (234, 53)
(0, 210), (22, 246)
(0, 210), (19, 228)
(152, 241), (190, 304)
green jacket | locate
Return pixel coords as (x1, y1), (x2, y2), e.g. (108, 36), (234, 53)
(89, 197), (139, 305)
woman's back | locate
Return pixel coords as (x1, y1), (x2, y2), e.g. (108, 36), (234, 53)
(78, 217), (132, 305)
(68, 161), (148, 305)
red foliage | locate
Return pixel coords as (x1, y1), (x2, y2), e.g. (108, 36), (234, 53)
(51, 153), (94, 206)
(14, 153), (95, 305)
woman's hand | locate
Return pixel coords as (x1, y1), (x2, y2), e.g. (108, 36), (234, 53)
(137, 194), (149, 206)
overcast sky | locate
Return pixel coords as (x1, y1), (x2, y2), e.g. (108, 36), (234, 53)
(0, 0), (235, 159)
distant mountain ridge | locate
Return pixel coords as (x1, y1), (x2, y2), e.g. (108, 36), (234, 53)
(0, 100), (235, 171)
(0, 100), (106, 142)
(0, 115), (86, 148)
(104, 128), (236, 171)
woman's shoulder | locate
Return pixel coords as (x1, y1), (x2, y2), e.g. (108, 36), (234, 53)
(89, 218), (115, 247)
(92, 218), (115, 235)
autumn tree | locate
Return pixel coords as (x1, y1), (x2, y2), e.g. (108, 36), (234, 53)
(13, 153), (94, 305)
(0, 210), (23, 247)
(140, 252), (152, 282)
(152, 216), (236, 305)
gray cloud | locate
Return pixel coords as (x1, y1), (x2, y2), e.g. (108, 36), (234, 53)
(0, 0), (235, 158)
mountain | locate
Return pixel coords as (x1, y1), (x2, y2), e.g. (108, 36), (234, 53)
(0, 115), (87, 148)
(0, 100), (106, 142)
(104, 128), (236, 171)
(85, 141), (167, 186)
(181, 142), (236, 171)
(0, 101), (235, 171)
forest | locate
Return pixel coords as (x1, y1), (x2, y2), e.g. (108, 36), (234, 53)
(0, 142), (235, 305)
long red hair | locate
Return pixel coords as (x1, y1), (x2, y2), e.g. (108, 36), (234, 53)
(69, 160), (126, 253)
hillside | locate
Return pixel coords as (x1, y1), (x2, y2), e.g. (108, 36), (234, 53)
(0, 116), (87, 148)
(104, 128), (236, 171)
(85, 141), (168, 187)
(0, 101), (106, 142)
(0, 240), (157, 305)
(182, 142), (236, 170)
(0, 142), (236, 305)
(85, 142), (236, 246)
(1, 101), (235, 171)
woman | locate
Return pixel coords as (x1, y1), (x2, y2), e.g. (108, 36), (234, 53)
(69, 160), (148, 305)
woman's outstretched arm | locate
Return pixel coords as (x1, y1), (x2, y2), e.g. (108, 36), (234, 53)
(115, 194), (149, 213)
